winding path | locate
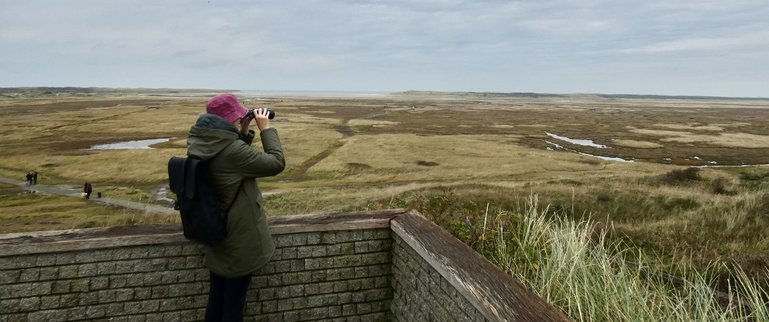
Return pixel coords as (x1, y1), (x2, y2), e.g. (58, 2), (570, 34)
(0, 176), (177, 215)
(287, 114), (379, 180)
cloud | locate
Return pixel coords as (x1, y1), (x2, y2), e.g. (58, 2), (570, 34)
(619, 30), (769, 54)
(0, 0), (767, 96)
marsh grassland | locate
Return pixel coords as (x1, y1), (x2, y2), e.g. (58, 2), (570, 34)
(2, 89), (769, 320)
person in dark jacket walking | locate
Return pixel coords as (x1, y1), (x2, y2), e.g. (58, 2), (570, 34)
(187, 93), (285, 322)
(83, 183), (93, 199)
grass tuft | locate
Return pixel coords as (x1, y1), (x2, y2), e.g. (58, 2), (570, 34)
(418, 193), (769, 321)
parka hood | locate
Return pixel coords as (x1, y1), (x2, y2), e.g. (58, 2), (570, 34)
(187, 113), (240, 160)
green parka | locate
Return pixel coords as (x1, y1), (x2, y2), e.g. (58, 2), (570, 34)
(187, 113), (285, 278)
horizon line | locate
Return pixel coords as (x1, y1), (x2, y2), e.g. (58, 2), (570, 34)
(0, 86), (767, 101)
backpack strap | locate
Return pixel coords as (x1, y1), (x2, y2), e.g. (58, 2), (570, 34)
(183, 158), (201, 200)
(168, 156), (188, 196)
(175, 137), (246, 211)
(188, 154), (244, 215)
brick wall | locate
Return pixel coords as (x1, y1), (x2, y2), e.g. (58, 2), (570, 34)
(0, 243), (209, 322)
(0, 229), (393, 322)
(0, 210), (403, 322)
(0, 209), (570, 322)
(391, 234), (487, 321)
(248, 229), (393, 321)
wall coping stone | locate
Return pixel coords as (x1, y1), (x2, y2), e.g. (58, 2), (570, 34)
(0, 209), (407, 257)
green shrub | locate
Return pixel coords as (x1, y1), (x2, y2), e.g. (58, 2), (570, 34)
(75, 221), (98, 228)
(596, 191), (613, 203)
(739, 170), (769, 189)
(712, 178), (729, 195)
(662, 167), (702, 184)
(739, 170), (769, 182)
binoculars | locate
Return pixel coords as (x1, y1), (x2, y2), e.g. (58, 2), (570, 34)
(246, 109), (275, 120)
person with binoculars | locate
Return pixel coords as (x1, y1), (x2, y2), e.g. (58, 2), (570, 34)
(186, 93), (284, 322)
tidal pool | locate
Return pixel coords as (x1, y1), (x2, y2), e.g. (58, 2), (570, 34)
(545, 141), (633, 163)
(545, 132), (608, 148)
(88, 138), (172, 150)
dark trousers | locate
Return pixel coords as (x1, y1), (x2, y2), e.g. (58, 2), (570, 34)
(205, 271), (252, 322)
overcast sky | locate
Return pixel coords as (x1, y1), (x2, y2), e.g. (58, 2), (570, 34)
(1, 1), (767, 97)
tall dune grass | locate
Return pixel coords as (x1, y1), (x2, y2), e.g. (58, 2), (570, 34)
(473, 197), (769, 321)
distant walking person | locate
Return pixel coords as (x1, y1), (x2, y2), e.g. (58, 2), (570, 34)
(83, 182), (93, 199)
(26, 172), (33, 186)
(32, 171), (38, 185)
(187, 93), (285, 322)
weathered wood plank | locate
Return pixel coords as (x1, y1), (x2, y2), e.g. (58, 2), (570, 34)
(391, 211), (572, 322)
(0, 233), (187, 257)
(268, 208), (406, 234)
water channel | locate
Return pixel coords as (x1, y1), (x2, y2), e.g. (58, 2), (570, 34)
(88, 138), (172, 150)
(544, 132), (633, 163)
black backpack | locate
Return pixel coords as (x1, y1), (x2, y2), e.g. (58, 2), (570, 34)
(168, 156), (241, 246)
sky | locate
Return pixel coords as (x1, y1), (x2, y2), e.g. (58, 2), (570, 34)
(1, 0), (768, 97)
